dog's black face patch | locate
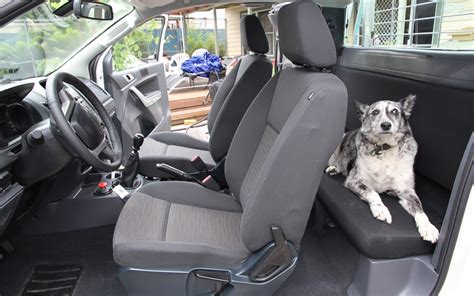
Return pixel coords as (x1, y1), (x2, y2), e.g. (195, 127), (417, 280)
(355, 97), (416, 145)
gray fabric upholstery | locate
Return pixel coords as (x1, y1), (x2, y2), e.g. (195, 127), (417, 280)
(209, 54), (272, 161)
(240, 15), (269, 54)
(113, 183), (249, 269)
(139, 181), (242, 213)
(148, 131), (209, 151)
(139, 136), (214, 178)
(138, 17), (271, 176)
(279, 0), (337, 68)
(207, 61), (240, 133)
(226, 68), (347, 252)
(115, 0), (347, 273)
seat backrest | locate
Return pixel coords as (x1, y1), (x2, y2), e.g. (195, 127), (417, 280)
(207, 15), (272, 161)
(225, 0), (348, 252)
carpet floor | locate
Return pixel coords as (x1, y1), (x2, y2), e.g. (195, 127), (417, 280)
(0, 225), (358, 295)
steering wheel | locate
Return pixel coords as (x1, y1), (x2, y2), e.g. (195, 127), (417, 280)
(46, 72), (122, 172)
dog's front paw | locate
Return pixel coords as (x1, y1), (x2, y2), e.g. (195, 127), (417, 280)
(415, 214), (439, 243)
(370, 203), (392, 224)
(325, 166), (339, 176)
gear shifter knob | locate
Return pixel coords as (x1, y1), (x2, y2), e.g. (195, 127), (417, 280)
(121, 133), (144, 188)
(133, 133), (145, 152)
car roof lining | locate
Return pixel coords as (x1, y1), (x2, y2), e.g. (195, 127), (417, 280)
(131, 0), (352, 12)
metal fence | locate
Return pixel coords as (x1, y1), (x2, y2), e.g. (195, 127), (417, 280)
(351, 0), (474, 50)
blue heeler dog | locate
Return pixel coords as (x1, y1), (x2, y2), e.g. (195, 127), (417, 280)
(326, 94), (439, 243)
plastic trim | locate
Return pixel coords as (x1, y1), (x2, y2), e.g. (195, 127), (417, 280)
(338, 48), (474, 91)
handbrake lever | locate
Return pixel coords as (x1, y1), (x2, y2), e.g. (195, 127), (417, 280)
(156, 163), (196, 182)
(156, 163), (221, 191)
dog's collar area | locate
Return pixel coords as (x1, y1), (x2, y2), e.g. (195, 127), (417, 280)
(370, 143), (392, 156)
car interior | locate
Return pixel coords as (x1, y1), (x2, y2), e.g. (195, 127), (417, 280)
(0, 0), (473, 295)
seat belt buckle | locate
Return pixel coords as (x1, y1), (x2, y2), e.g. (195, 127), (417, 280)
(191, 155), (208, 172)
(202, 175), (220, 191)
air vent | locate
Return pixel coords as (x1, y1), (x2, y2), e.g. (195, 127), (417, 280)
(10, 143), (22, 154)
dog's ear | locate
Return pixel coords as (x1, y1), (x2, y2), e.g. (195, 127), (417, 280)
(353, 100), (369, 120)
(399, 94), (416, 118)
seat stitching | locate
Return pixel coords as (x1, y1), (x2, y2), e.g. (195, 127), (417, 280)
(162, 202), (172, 241)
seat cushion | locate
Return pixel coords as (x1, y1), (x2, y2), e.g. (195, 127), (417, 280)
(317, 174), (449, 259)
(113, 181), (249, 269)
(139, 131), (215, 178)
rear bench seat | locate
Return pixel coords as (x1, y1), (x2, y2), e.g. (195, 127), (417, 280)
(317, 67), (474, 259)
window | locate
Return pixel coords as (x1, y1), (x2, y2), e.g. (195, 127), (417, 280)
(0, 1), (132, 82)
(257, 11), (275, 56)
(345, 0), (474, 50)
(112, 17), (165, 72)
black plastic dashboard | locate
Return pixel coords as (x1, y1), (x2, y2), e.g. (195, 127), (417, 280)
(0, 77), (116, 177)
(0, 83), (45, 149)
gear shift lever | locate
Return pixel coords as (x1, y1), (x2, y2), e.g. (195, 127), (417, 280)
(121, 133), (144, 187)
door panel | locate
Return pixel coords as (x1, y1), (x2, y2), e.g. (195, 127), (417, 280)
(113, 63), (171, 157)
(103, 54), (171, 158)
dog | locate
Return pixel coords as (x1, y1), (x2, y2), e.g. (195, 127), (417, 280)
(325, 94), (439, 243)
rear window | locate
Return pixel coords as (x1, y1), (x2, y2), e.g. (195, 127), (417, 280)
(344, 0), (474, 50)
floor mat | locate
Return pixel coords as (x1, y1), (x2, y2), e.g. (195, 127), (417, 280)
(0, 226), (125, 296)
(275, 226), (359, 296)
(22, 265), (82, 296)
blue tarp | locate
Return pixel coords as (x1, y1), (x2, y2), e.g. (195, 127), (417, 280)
(181, 51), (224, 78)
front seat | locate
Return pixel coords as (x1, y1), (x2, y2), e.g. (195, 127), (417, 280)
(113, 1), (347, 295)
(139, 15), (273, 178)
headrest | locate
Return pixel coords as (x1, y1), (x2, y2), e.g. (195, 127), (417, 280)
(240, 15), (269, 54)
(278, 0), (337, 68)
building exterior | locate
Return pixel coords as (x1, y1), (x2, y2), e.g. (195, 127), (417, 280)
(224, 4), (275, 57)
(345, 0), (474, 50)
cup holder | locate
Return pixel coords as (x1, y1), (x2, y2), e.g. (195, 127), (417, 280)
(103, 171), (143, 190)
(105, 171), (122, 187)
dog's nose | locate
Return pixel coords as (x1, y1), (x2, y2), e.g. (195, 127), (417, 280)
(381, 122), (392, 131)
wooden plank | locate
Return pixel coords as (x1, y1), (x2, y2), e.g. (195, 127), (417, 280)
(171, 105), (211, 125)
(169, 89), (209, 101)
(168, 88), (210, 110)
(169, 97), (204, 110)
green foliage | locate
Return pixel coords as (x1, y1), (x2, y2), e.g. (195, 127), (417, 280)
(0, 5), (110, 80)
(48, 0), (68, 10)
(112, 19), (162, 72)
(186, 28), (226, 57)
(0, 1), (132, 81)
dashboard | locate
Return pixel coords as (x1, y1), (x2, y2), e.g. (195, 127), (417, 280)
(0, 100), (42, 149)
(0, 76), (116, 240)
(0, 78), (116, 180)
(0, 83), (46, 151)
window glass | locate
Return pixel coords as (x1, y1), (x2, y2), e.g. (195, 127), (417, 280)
(112, 18), (165, 71)
(0, 1), (132, 82)
(257, 11), (275, 56)
(345, 0), (474, 50)
(48, 0), (69, 10)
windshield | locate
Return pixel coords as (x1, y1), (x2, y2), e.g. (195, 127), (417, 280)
(0, 2), (133, 83)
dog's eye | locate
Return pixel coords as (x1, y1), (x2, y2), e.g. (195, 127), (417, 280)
(371, 109), (379, 116)
(391, 109), (399, 115)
